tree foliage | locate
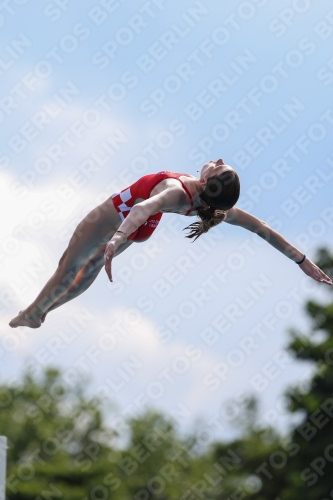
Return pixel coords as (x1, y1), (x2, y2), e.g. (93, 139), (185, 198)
(1, 368), (214, 499)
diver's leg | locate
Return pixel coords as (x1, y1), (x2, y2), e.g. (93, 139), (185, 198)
(44, 240), (133, 316)
(9, 198), (121, 328)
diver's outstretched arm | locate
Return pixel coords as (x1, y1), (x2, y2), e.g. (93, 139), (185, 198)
(224, 207), (332, 286)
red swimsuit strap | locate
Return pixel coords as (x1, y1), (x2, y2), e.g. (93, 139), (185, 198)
(150, 172), (205, 216)
(176, 176), (194, 216)
(163, 172), (193, 215)
(171, 174), (207, 215)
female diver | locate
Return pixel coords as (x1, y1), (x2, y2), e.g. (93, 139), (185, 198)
(9, 158), (332, 329)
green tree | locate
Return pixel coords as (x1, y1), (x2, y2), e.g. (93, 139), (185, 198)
(211, 397), (287, 500)
(1, 367), (116, 499)
(1, 367), (214, 499)
(116, 411), (215, 499)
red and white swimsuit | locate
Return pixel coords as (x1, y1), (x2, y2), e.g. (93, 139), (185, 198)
(111, 171), (198, 242)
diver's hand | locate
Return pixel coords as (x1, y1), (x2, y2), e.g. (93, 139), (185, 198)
(104, 241), (117, 282)
(299, 257), (332, 285)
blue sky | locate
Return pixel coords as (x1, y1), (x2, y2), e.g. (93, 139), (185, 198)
(1, 0), (333, 441)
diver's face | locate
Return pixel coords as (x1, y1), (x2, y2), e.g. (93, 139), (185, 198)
(200, 159), (233, 180)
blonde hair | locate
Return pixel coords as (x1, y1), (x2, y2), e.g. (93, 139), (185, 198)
(183, 207), (227, 241)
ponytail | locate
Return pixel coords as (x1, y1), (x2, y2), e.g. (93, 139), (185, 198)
(183, 207), (227, 241)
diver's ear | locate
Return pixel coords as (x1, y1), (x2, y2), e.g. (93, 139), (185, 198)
(198, 177), (207, 191)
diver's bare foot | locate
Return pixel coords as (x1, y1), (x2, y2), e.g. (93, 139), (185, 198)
(41, 312), (47, 323)
(9, 309), (42, 329)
